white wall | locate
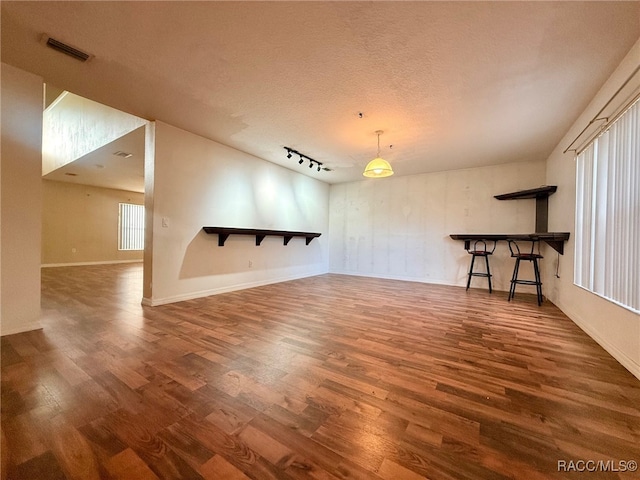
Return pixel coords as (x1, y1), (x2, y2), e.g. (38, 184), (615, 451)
(42, 91), (146, 175)
(545, 38), (640, 380)
(144, 121), (329, 305)
(329, 161), (546, 292)
(1, 63), (43, 336)
(42, 180), (144, 266)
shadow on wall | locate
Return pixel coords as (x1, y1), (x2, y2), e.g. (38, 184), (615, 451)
(179, 228), (322, 279)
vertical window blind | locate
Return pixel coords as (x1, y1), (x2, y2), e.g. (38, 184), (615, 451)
(575, 98), (639, 313)
(118, 203), (145, 251)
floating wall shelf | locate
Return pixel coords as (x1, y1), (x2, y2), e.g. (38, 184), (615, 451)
(450, 186), (569, 254)
(202, 227), (321, 246)
(493, 185), (557, 201)
(494, 185), (557, 233)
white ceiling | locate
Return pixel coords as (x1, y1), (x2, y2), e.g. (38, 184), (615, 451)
(2, 2), (639, 184)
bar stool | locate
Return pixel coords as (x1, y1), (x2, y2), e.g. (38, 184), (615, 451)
(508, 239), (543, 306)
(465, 239), (497, 293)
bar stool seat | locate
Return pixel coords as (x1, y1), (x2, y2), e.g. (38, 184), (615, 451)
(508, 239), (543, 306)
(465, 239), (496, 293)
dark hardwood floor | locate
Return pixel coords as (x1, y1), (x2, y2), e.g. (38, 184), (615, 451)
(2, 264), (639, 479)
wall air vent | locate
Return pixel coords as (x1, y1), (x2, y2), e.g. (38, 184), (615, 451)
(41, 34), (93, 62)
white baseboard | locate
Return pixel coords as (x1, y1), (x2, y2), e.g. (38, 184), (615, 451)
(329, 269), (460, 287)
(330, 270), (543, 295)
(557, 300), (640, 382)
(42, 259), (143, 268)
(0, 321), (42, 337)
(331, 270), (508, 293)
(142, 270), (327, 307)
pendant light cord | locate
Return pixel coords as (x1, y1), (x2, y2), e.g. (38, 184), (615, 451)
(376, 130), (383, 157)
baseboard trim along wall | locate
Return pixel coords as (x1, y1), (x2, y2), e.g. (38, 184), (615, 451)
(42, 259), (143, 268)
(0, 321), (42, 337)
(142, 271), (326, 307)
(330, 270), (462, 288)
(559, 300), (640, 382)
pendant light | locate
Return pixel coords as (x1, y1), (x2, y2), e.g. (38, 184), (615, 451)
(363, 130), (394, 178)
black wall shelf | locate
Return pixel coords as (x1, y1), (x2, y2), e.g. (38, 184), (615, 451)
(450, 233), (570, 255)
(203, 227), (321, 246)
(494, 185), (557, 233)
(451, 185), (569, 254)
(493, 185), (557, 201)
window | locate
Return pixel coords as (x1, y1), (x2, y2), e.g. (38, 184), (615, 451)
(118, 203), (145, 251)
(574, 98), (639, 313)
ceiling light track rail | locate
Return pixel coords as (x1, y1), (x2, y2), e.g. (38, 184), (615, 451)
(564, 64), (640, 155)
(284, 147), (324, 172)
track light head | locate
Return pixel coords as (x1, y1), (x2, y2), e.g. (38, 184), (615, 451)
(286, 146), (323, 173)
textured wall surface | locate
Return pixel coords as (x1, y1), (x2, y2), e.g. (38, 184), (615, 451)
(329, 161), (547, 292)
(42, 92), (145, 175)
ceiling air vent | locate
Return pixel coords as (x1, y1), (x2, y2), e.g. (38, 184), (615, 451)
(41, 34), (93, 62)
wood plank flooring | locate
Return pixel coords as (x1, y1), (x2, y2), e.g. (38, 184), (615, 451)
(2, 264), (640, 479)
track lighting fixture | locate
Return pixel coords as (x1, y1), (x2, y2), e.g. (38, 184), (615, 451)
(283, 146), (325, 173)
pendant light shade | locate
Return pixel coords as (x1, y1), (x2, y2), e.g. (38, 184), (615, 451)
(363, 130), (394, 178)
(363, 157), (394, 178)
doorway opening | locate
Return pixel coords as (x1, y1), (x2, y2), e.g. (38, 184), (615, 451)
(41, 85), (148, 305)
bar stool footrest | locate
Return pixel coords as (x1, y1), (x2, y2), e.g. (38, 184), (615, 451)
(512, 279), (542, 285)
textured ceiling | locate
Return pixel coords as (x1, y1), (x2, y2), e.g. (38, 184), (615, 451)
(2, 1), (639, 184)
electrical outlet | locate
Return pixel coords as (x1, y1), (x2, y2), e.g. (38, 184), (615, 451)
(162, 217), (169, 228)
(248, 261), (253, 268)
